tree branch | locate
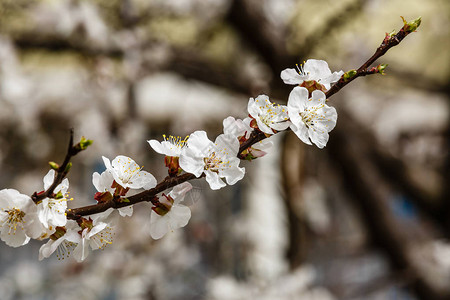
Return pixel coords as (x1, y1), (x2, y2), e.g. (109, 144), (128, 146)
(325, 17), (421, 99)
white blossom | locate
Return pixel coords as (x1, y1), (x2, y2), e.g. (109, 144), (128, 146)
(73, 212), (115, 262)
(247, 95), (290, 135)
(38, 220), (80, 260)
(149, 182), (194, 239)
(180, 131), (245, 190)
(0, 189), (36, 247)
(102, 155), (157, 190)
(281, 59), (343, 90)
(287, 86), (337, 148)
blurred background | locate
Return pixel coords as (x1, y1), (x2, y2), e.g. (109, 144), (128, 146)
(0, 0), (449, 299)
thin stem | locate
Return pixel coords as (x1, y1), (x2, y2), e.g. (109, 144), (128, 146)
(325, 23), (411, 99)
(31, 129), (74, 203)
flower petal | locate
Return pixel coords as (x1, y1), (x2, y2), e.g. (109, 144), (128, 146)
(205, 170), (226, 190)
(304, 59), (332, 80)
(149, 211), (170, 239)
(43, 170), (55, 190)
(148, 139), (165, 155)
(291, 123), (312, 145)
(169, 205), (191, 229)
(221, 165), (245, 185)
(179, 148), (205, 177)
(129, 170), (157, 190)
(308, 127), (329, 148)
(280, 68), (303, 85)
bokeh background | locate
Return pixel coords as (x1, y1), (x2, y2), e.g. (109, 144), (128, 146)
(0, 0), (449, 299)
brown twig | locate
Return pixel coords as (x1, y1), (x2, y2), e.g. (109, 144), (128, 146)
(32, 129), (91, 203)
(66, 173), (199, 219)
(31, 129), (74, 202)
(325, 18), (420, 99)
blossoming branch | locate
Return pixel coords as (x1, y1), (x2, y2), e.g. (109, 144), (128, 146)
(0, 17), (421, 262)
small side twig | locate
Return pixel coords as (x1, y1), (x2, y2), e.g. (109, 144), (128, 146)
(32, 129), (91, 203)
(325, 17), (421, 99)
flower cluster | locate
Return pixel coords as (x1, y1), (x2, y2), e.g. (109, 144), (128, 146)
(0, 59), (342, 262)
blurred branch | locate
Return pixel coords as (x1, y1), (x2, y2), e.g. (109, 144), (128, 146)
(226, 0), (294, 76)
(296, 0), (367, 60)
(327, 112), (449, 300)
(281, 133), (308, 268)
(13, 34), (123, 58)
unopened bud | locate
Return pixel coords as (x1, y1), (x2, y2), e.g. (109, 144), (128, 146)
(49, 161), (59, 170)
(77, 136), (93, 151)
(401, 16), (421, 33)
(343, 70), (357, 81)
(377, 64), (388, 75)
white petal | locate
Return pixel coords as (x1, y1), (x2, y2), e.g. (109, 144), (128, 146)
(304, 59), (332, 80)
(169, 205), (191, 229)
(170, 182), (193, 204)
(187, 131), (213, 153)
(92, 172), (102, 192)
(291, 123), (312, 145)
(253, 139), (273, 151)
(205, 171), (226, 190)
(112, 155), (139, 176)
(308, 127), (329, 148)
(280, 68), (303, 85)
(118, 206), (133, 217)
(215, 134), (239, 157)
(55, 178), (69, 194)
(93, 171), (114, 193)
(148, 139), (166, 155)
(102, 156), (112, 172)
(255, 118), (275, 135)
(149, 211), (170, 239)
(270, 120), (291, 131)
(321, 70), (344, 89)
(308, 90), (326, 107)
(39, 238), (63, 260)
(129, 170), (157, 190)
(179, 148), (205, 177)
(73, 230), (90, 262)
(43, 170), (55, 190)
(0, 224), (30, 247)
(247, 98), (260, 119)
(288, 86), (309, 112)
(221, 165), (245, 185)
